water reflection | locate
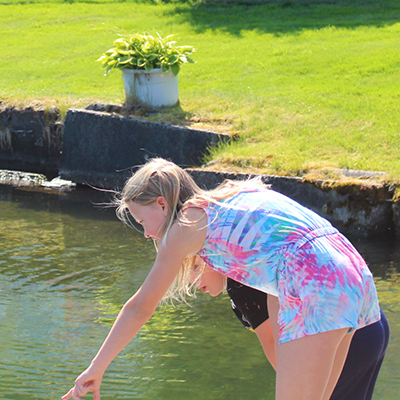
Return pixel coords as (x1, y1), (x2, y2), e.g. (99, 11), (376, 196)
(0, 184), (398, 399)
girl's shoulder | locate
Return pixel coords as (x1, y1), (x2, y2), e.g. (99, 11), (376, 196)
(181, 187), (274, 217)
(181, 204), (207, 218)
(179, 204), (208, 228)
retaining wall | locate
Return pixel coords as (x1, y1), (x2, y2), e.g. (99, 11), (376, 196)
(59, 109), (229, 188)
(1, 106), (399, 239)
(0, 107), (62, 178)
(188, 169), (396, 239)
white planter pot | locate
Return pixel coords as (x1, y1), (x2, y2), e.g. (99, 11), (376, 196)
(122, 68), (179, 107)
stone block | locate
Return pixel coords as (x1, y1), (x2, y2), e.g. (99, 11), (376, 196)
(60, 109), (229, 188)
(0, 107), (61, 178)
(187, 169), (394, 238)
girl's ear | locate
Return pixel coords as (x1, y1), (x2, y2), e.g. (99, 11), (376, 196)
(156, 196), (168, 214)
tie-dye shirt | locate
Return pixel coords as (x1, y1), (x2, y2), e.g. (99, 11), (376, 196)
(197, 189), (381, 342)
(197, 189), (336, 296)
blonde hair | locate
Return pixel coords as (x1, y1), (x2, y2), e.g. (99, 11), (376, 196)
(116, 158), (203, 235)
(115, 158), (268, 303)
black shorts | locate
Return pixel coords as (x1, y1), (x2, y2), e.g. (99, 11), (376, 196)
(227, 278), (390, 400)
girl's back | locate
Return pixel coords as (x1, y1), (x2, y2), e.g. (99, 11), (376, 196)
(198, 188), (336, 295)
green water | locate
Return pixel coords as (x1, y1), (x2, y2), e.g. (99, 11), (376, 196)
(0, 184), (399, 400)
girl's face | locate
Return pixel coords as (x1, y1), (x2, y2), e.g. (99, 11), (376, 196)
(191, 258), (226, 297)
(128, 197), (168, 240)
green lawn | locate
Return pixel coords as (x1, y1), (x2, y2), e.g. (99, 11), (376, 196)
(1, 0), (399, 179)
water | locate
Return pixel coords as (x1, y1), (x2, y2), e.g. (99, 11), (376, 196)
(0, 184), (399, 400)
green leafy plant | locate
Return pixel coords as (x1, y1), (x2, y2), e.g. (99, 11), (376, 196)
(97, 32), (195, 76)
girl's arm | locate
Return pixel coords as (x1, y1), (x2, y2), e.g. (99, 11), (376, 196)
(254, 319), (277, 370)
(62, 208), (207, 400)
(227, 280), (277, 370)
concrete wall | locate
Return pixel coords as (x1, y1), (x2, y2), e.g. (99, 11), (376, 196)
(0, 107), (62, 179)
(188, 169), (395, 239)
(1, 106), (399, 239)
(59, 109), (229, 188)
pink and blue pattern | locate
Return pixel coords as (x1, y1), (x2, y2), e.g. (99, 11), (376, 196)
(197, 189), (381, 343)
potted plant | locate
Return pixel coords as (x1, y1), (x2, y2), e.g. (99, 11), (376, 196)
(97, 32), (195, 107)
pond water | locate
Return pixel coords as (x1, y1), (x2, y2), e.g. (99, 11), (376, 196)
(0, 184), (399, 400)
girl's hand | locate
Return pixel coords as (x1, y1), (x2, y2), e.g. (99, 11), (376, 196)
(62, 365), (103, 400)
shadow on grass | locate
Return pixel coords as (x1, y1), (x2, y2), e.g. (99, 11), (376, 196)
(166, 0), (400, 37)
(86, 100), (195, 127)
(2, 0), (398, 36)
(87, 100), (235, 134)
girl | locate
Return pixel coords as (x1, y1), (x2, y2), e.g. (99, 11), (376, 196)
(63, 158), (382, 400)
(192, 258), (389, 399)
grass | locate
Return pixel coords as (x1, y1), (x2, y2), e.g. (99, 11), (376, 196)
(1, 0), (400, 180)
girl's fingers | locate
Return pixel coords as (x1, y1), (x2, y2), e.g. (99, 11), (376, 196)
(61, 388), (74, 399)
(63, 367), (102, 400)
(61, 388), (82, 400)
(62, 383), (93, 400)
(93, 388), (101, 400)
(74, 383), (93, 399)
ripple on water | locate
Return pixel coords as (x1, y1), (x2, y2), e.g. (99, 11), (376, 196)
(1, 185), (400, 399)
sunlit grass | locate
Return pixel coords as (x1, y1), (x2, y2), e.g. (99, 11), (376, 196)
(0, 0), (399, 179)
